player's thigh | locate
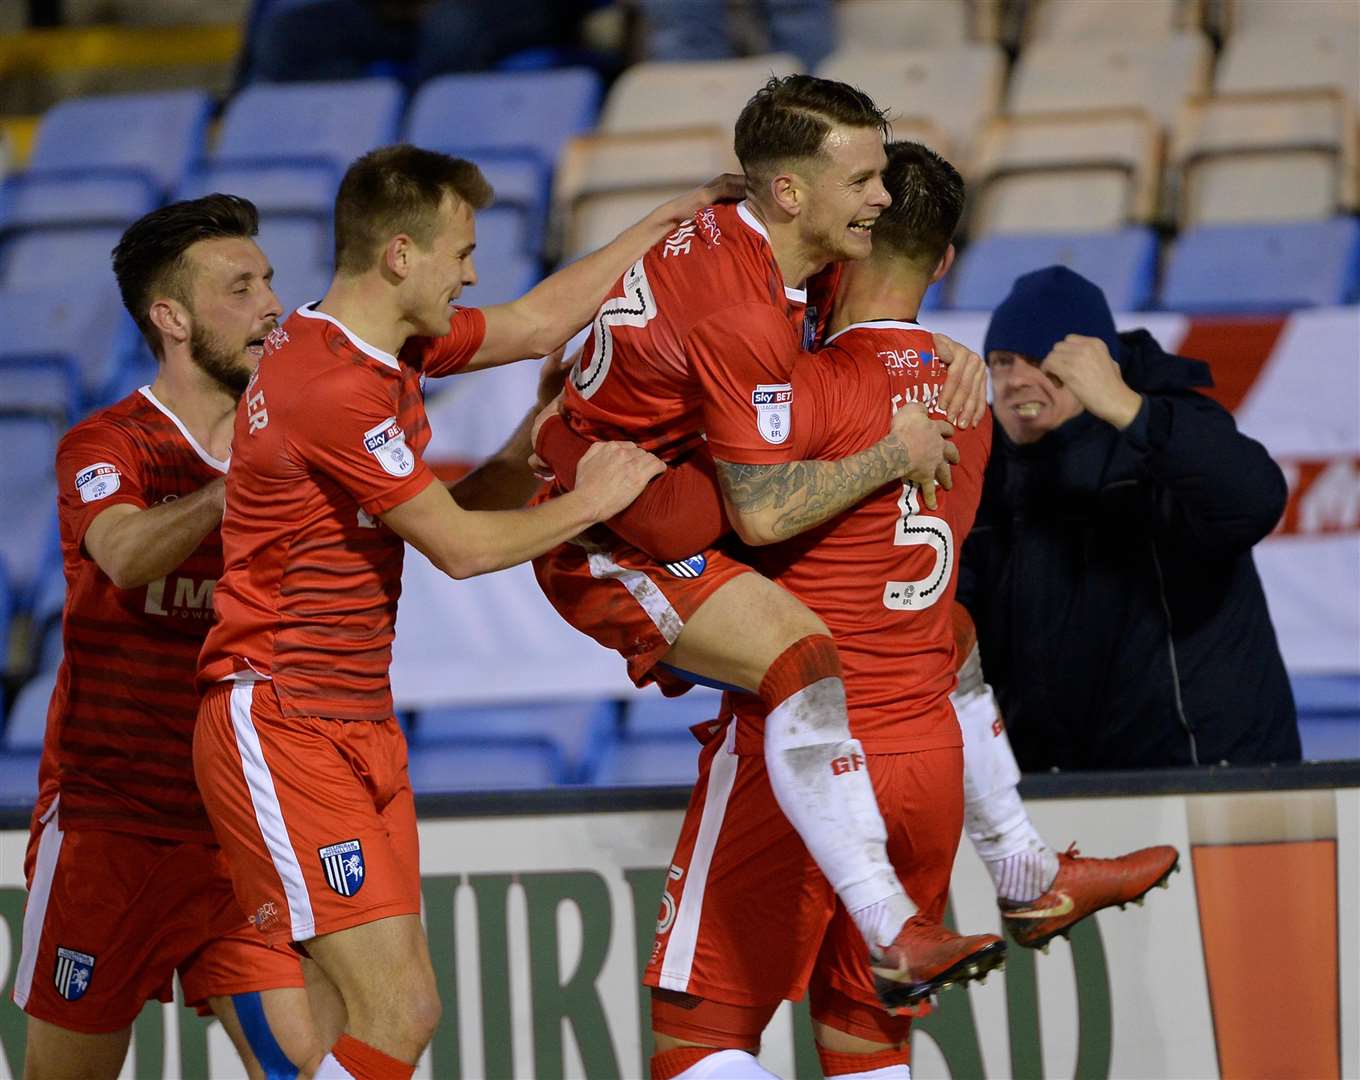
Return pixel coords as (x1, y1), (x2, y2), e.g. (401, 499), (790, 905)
(301, 912), (437, 1025)
(664, 570), (832, 692)
(22, 1015), (131, 1080)
(646, 724), (833, 1009)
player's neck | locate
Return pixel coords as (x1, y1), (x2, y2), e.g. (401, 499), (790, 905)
(316, 275), (409, 357)
(746, 199), (825, 291)
(149, 352), (238, 457)
(827, 258), (927, 336)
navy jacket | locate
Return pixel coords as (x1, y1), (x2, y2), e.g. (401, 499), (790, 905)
(959, 330), (1301, 769)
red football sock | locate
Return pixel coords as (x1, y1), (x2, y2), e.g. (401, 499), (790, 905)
(758, 633), (843, 710)
(652, 1046), (721, 1079)
(331, 1034), (415, 1080)
(817, 1044), (911, 1076)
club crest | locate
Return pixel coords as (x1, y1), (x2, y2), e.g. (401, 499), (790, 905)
(363, 417), (414, 477)
(664, 553), (707, 579)
(75, 462), (121, 503)
(751, 383), (793, 445)
(54, 947), (94, 1001)
(319, 839), (365, 896)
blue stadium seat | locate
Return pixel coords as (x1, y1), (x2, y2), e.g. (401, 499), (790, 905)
(0, 356), (80, 423)
(1160, 218), (1360, 313)
(405, 69), (601, 174)
(625, 688), (725, 736)
(0, 226), (126, 291)
(1292, 675), (1360, 761)
(273, 265), (331, 321)
(477, 158), (549, 254)
(177, 162), (338, 218)
(26, 90), (212, 199)
(0, 279), (130, 405)
(406, 738), (567, 793)
(0, 752), (40, 811)
(0, 174), (157, 232)
(476, 205), (531, 260)
(0, 416), (61, 602)
(4, 668), (57, 752)
(253, 215), (332, 292)
(412, 699), (616, 780)
(590, 731), (702, 787)
(470, 253), (539, 308)
(950, 228), (1159, 312)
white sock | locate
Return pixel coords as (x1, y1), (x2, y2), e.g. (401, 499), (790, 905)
(764, 679), (915, 954)
(312, 1053), (356, 1079)
(673, 1048), (782, 1078)
(826, 1065), (910, 1079)
(954, 665), (1058, 903)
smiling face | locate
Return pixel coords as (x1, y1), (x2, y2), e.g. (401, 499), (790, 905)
(794, 123), (891, 264)
(987, 349), (1085, 444)
(402, 194), (478, 337)
(181, 235), (281, 395)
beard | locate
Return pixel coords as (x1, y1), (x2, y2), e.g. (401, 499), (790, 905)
(189, 321), (258, 398)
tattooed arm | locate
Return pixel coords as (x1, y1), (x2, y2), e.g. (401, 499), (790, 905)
(716, 404), (959, 545)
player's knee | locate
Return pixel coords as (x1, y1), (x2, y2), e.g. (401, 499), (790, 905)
(810, 983), (913, 1049)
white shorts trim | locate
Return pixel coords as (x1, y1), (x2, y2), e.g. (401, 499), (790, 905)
(228, 681), (317, 941)
(587, 550), (685, 645)
(659, 723), (739, 991)
(13, 795), (64, 1009)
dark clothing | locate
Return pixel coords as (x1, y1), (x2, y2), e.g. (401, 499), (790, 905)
(959, 330), (1301, 770)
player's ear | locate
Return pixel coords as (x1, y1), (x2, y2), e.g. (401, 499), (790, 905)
(148, 297), (190, 349)
(383, 233), (413, 280)
(929, 243), (956, 285)
(770, 171), (802, 218)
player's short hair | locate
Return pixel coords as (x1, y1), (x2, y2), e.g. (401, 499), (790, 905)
(113, 193), (260, 359)
(734, 74), (890, 188)
(333, 144), (494, 275)
(872, 141), (965, 267)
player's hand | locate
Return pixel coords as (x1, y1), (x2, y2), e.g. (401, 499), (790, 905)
(887, 403), (958, 511)
(574, 440), (666, 521)
(1041, 334), (1143, 430)
(932, 333), (988, 430)
(649, 173), (746, 230)
(528, 393), (564, 477)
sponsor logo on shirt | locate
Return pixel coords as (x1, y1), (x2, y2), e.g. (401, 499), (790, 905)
(663, 219), (697, 258)
(363, 417), (415, 477)
(75, 462), (121, 503)
(751, 383), (793, 445)
(263, 326), (290, 354)
(319, 839), (365, 897)
(663, 553), (707, 579)
(696, 207), (722, 246)
(53, 947), (95, 1001)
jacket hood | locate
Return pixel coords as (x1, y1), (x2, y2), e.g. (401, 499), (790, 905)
(1116, 329), (1213, 393)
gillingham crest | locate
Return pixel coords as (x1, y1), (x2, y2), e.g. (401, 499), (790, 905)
(54, 947), (94, 1001)
(363, 417), (415, 477)
(319, 839), (365, 896)
(663, 553), (707, 579)
(752, 383), (793, 445)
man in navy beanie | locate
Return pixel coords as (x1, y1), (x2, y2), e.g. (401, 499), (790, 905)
(958, 266), (1301, 769)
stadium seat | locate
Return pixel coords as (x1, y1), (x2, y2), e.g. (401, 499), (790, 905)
(0, 174), (156, 232)
(1292, 674), (1360, 761)
(470, 252), (539, 308)
(836, 0), (975, 49)
(406, 738), (567, 793)
(1008, 33), (1212, 132)
(815, 45), (1005, 164)
(176, 162), (337, 218)
(564, 187), (695, 262)
(590, 731), (702, 787)
(1225, 0), (1359, 35)
(1216, 26), (1359, 101)
(24, 89), (212, 199)
(1172, 91), (1359, 227)
(600, 55), (802, 136)
(1159, 218), (1360, 312)
(405, 68), (601, 175)
(0, 225), (126, 290)
(1024, 0), (1196, 41)
(253, 216), (332, 296)
(0, 416), (61, 601)
(0, 279), (128, 405)
(625, 688), (724, 737)
(412, 699), (615, 781)
(477, 158), (549, 254)
(4, 667), (57, 752)
(950, 228), (1160, 311)
(0, 356), (80, 423)
(475, 204), (531, 260)
(969, 112), (1162, 237)
(0, 752), (39, 810)
(272, 265), (330, 322)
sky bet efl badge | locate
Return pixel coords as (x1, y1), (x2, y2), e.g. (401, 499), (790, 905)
(319, 839), (365, 896)
(54, 947), (94, 1001)
(752, 383), (793, 444)
(75, 462), (120, 503)
(363, 417), (414, 477)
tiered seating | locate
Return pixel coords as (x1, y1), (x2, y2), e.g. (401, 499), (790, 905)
(601, 54), (802, 135)
(1023, 0), (1199, 42)
(0, 280), (130, 407)
(835, 0), (975, 50)
(0, 415), (62, 603)
(1216, 26), (1359, 102)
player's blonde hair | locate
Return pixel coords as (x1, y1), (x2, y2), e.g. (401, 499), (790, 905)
(333, 145), (493, 275)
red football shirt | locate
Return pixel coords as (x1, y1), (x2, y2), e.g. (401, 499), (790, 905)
(197, 303), (486, 720)
(562, 201), (825, 466)
(41, 387), (229, 841)
(731, 320), (993, 754)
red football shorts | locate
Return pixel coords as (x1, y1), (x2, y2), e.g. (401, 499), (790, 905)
(193, 679), (421, 946)
(533, 536), (751, 690)
(13, 798), (303, 1035)
(645, 720), (964, 1011)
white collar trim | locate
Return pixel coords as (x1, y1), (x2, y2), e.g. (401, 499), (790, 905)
(736, 201), (808, 304)
(824, 319), (921, 346)
(294, 302), (400, 370)
(138, 386), (230, 473)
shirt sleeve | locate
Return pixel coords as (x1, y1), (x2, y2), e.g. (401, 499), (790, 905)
(56, 419), (151, 551)
(400, 306), (488, 379)
(787, 352), (859, 459)
(289, 368), (436, 516)
(687, 301), (806, 464)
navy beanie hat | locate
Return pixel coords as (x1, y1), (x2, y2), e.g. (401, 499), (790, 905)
(982, 266), (1121, 364)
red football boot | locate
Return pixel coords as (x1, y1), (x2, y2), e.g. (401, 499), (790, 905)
(871, 917), (1007, 1009)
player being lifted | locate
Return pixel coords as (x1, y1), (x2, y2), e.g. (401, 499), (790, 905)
(531, 73), (1001, 1030)
(191, 146), (743, 1077)
(14, 195), (331, 1079)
